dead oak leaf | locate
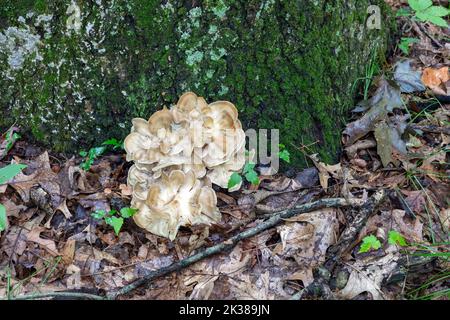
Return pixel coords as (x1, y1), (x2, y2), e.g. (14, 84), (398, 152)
(26, 226), (59, 256)
(422, 67), (449, 88)
(338, 251), (400, 300)
(401, 190), (426, 214)
(274, 208), (339, 287)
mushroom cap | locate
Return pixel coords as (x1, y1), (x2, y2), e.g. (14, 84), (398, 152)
(133, 170), (220, 240)
(125, 92), (246, 240)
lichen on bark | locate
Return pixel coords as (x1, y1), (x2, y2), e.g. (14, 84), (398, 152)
(0, 0), (392, 166)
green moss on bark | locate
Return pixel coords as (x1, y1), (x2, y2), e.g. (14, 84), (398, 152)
(0, 0), (392, 166)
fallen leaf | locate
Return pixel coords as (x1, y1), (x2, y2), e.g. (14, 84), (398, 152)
(343, 78), (403, 146)
(393, 60), (426, 93)
(338, 251), (399, 300)
(274, 208), (339, 286)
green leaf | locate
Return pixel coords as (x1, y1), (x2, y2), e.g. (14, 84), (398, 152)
(102, 138), (123, 150)
(243, 162), (256, 174)
(107, 216), (124, 236)
(408, 0), (432, 12)
(0, 164), (27, 185)
(278, 149), (291, 163)
(228, 172), (243, 189)
(91, 210), (107, 220)
(79, 150), (88, 157)
(388, 230), (408, 246)
(89, 146), (107, 158)
(396, 7), (412, 17)
(0, 204), (7, 232)
(243, 162), (259, 185)
(423, 6), (450, 17)
(244, 170), (260, 185)
(120, 207), (138, 218)
(425, 15), (449, 27)
(398, 37), (420, 55)
(359, 235), (382, 253)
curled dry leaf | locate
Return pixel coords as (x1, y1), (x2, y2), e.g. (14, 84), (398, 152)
(184, 244), (251, 300)
(393, 60), (426, 93)
(422, 67), (449, 96)
(343, 79), (403, 146)
(273, 208), (339, 287)
(338, 250), (400, 300)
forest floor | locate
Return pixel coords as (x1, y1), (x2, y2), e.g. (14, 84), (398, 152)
(0, 1), (448, 300)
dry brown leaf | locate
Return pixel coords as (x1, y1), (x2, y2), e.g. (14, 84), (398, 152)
(438, 208), (449, 231)
(93, 248), (120, 265)
(228, 272), (275, 300)
(61, 239), (76, 265)
(310, 154), (341, 190)
(401, 190), (427, 214)
(274, 208), (339, 286)
(338, 250), (400, 300)
(422, 67), (449, 88)
(184, 244), (251, 300)
(26, 226), (59, 256)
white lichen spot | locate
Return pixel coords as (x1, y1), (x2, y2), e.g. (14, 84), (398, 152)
(219, 84), (229, 95)
(66, 1), (82, 34)
(208, 25), (218, 34)
(212, 1), (229, 19)
(0, 27), (41, 70)
(210, 47), (226, 61)
(186, 49), (204, 67)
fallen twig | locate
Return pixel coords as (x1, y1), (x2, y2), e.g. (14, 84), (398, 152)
(5, 291), (105, 301)
(302, 190), (386, 299)
(107, 196), (366, 299)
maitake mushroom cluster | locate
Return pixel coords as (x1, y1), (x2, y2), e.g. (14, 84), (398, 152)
(125, 92), (246, 240)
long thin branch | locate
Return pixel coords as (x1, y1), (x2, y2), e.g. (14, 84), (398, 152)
(7, 292), (105, 300)
(107, 196), (366, 300)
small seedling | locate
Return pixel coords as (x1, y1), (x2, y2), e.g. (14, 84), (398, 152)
(359, 235), (382, 253)
(398, 37), (420, 55)
(0, 163), (27, 232)
(91, 207), (138, 235)
(388, 230), (408, 247)
(408, 0), (449, 27)
(101, 138), (124, 150)
(228, 172), (243, 189)
(278, 144), (291, 163)
(80, 138), (124, 171)
(1, 128), (21, 158)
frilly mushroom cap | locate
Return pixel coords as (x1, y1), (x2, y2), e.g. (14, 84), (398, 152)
(133, 170), (220, 240)
(125, 92), (246, 240)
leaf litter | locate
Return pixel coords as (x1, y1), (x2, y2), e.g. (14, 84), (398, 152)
(0, 2), (449, 301)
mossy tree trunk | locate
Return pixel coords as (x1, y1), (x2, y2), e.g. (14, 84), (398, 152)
(0, 0), (392, 166)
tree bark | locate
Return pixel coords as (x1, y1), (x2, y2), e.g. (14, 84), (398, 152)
(0, 0), (392, 166)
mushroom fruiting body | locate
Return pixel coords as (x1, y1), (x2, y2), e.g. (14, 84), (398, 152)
(125, 92), (246, 240)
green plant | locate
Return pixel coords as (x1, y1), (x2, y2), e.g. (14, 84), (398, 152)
(388, 230), (408, 246)
(351, 48), (380, 100)
(79, 138), (124, 171)
(0, 163), (27, 232)
(408, 0), (449, 27)
(404, 242), (449, 300)
(91, 207), (138, 235)
(278, 144), (291, 163)
(359, 235), (382, 253)
(1, 128), (21, 158)
(398, 37), (420, 55)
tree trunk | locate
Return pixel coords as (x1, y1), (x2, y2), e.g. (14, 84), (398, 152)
(0, 0), (392, 166)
